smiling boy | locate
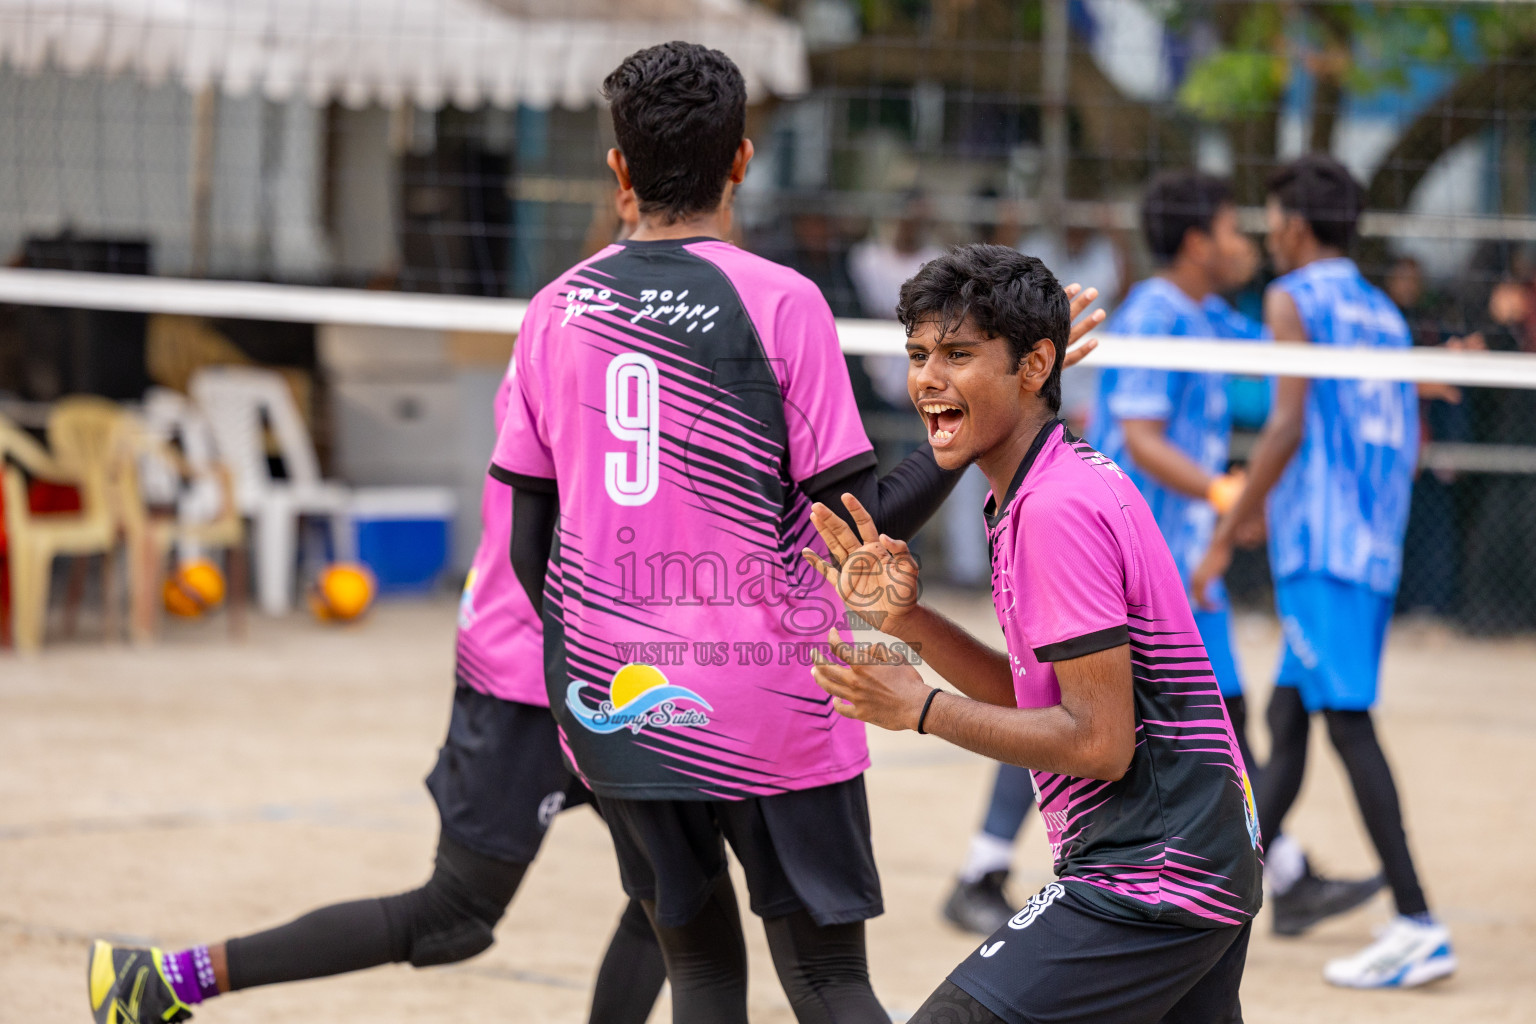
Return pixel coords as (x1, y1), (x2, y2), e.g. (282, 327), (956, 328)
(805, 244), (1261, 1023)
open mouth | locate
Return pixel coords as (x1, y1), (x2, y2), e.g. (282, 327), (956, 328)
(919, 401), (965, 447)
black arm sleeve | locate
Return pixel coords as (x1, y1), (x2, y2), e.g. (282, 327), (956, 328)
(802, 445), (963, 541)
(509, 486), (559, 615)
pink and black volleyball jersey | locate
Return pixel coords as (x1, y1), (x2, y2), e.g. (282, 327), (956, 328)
(454, 361), (546, 706)
(986, 420), (1262, 928)
(491, 237), (877, 801)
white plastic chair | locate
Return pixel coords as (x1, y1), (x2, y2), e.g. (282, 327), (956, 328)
(124, 388), (249, 639)
(189, 367), (354, 615)
(140, 388), (225, 556)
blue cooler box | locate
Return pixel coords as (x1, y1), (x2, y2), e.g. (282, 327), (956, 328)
(350, 487), (457, 594)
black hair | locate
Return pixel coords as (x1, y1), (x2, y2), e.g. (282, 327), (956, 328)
(896, 243), (1069, 412)
(1142, 171), (1233, 262)
(602, 42), (747, 225)
(1267, 154), (1365, 251)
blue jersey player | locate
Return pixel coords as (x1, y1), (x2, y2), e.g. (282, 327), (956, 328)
(1193, 154), (1454, 990)
(1093, 172), (1383, 941)
(1089, 172), (1261, 768)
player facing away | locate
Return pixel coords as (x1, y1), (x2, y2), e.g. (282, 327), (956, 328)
(804, 244), (1262, 1024)
(1090, 170), (1384, 937)
(86, 350), (665, 1024)
(1192, 154), (1455, 989)
(492, 42), (1103, 1024)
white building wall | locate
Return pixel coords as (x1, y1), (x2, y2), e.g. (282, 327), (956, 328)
(0, 67), (331, 279)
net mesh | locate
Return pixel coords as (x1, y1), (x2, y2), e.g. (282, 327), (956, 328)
(1, 0), (1536, 632)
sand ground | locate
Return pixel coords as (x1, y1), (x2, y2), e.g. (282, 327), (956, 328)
(2, 592), (1532, 1023)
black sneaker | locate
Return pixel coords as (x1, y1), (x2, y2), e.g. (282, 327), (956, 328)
(88, 940), (194, 1024)
(942, 871), (1016, 935)
(1271, 870), (1386, 937)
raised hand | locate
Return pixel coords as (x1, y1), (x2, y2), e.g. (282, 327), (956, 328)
(802, 492), (921, 636)
(1062, 283), (1106, 369)
(810, 627), (932, 732)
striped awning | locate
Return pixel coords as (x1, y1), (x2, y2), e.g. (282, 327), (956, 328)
(0, 0), (807, 109)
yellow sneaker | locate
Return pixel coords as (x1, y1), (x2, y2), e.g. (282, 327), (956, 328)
(87, 941), (194, 1024)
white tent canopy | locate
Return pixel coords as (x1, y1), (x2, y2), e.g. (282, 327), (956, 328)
(0, 0), (808, 109)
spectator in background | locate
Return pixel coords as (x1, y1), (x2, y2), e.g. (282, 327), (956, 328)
(1014, 221), (1127, 435)
(847, 194), (988, 582)
(1386, 256), (1472, 618)
(788, 211), (862, 318)
(776, 210), (890, 434)
(1460, 276), (1536, 631)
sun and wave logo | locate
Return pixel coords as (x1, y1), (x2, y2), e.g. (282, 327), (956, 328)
(457, 568), (479, 630)
(566, 663), (712, 735)
(1241, 769), (1261, 849)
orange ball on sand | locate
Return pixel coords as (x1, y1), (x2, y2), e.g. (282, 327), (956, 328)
(309, 563), (377, 622)
(163, 560), (227, 618)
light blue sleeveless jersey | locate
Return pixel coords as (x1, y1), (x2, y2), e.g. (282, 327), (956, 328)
(1267, 258), (1418, 596)
(1088, 278), (1263, 592)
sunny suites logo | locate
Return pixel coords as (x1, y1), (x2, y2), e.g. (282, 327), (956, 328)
(565, 663), (712, 735)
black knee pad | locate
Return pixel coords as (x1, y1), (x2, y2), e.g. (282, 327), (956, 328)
(381, 839), (525, 968)
(403, 904), (496, 968)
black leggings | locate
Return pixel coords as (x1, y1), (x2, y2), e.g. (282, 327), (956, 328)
(1256, 686), (1428, 917)
(639, 872), (887, 1024)
(908, 981), (1006, 1024)
(224, 832), (666, 1024)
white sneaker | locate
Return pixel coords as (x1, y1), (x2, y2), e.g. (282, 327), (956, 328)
(1323, 916), (1457, 989)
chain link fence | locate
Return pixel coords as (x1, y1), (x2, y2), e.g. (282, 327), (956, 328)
(2, 0), (1535, 629)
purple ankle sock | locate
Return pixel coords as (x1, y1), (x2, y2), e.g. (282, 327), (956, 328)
(161, 946), (220, 1005)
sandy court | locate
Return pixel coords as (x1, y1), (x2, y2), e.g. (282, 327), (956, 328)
(2, 591), (1533, 1023)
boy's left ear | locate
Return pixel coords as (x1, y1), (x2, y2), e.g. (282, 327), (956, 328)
(1020, 338), (1057, 396)
(729, 139), (754, 184)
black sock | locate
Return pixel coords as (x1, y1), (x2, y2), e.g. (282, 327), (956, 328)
(588, 898), (668, 1024)
(1323, 710), (1430, 917)
(763, 910), (886, 1024)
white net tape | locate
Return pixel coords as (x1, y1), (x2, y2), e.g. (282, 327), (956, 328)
(2, 267), (1535, 390)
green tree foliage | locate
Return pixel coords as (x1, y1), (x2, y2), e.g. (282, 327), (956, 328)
(1177, 3), (1535, 124)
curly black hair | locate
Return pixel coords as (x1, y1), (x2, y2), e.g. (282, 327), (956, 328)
(1142, 170), (1233, 263)
(1268, 154), (1365, 251)
(896, 244), (1069, 412)
(602, 42), (747, 225)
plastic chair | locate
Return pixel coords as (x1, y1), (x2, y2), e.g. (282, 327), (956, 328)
(189, 367), (353, 614)
(0, 400), (127, 654)
(118, 389), (249, 642)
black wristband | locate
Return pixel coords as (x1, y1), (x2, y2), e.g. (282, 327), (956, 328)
(916, 688), (940, 735)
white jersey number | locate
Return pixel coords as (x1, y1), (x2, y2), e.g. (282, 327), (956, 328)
(604, 353), (661, 506)
(1356, 378), (1407, 449)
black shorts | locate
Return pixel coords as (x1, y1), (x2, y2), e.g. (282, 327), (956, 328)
(945, 883), (1250, 1024)
(424, 684), (592, 865)
(597, 776), (883, 929)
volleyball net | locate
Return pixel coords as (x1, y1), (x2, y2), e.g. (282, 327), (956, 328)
(1, 264), (1534, 633)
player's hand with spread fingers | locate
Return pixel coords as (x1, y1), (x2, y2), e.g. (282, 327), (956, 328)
(802, 492), (922, 635)
(1062, 283), (1105, 369)
(810, 628), (932, 731)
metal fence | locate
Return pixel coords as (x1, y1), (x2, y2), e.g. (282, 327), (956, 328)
(2, 0), (1536, 630)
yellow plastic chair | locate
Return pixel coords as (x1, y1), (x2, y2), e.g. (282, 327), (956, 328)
(0, 400), (126, 654)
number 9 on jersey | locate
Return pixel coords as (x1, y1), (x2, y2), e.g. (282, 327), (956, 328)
(605, 352), (661, 506)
